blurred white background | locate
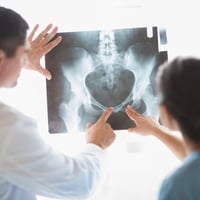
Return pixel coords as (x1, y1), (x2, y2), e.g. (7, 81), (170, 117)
(1, 0), (199, 199)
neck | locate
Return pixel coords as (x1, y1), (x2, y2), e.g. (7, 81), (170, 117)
(183, 137), (200, 155)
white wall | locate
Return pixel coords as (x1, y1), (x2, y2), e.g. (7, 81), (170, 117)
(1, 0), (199, 199)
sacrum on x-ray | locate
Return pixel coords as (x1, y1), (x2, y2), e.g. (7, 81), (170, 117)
(45, 26), (168, 133)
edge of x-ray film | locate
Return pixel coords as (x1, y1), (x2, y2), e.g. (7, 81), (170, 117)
(45, 25), (168, 134)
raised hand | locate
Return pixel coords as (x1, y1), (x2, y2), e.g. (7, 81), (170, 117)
(125, 105), (160, 135)
(87, 108), (116, 149)
(25, 24), (62, 80)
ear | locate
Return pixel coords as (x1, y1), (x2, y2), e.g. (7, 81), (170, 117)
(0, 50), (5, 66)
(159, 104), (180, 130)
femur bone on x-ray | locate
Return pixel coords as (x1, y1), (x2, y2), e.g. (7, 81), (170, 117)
(45, 26), (168, 133)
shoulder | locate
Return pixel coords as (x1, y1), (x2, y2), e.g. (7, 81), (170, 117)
(159, 170), (182, 200)
(0, 102), (50, 165)
(0, 102), (39, 146)
(0, 101), (36, 127)
(159, 156), (200, 200)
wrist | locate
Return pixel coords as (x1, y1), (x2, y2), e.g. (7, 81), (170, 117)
(152, 124), (170, 138)
(87, 141), (104, 149)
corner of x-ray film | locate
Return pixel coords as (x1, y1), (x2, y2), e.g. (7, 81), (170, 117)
(45, 26), (168, 134)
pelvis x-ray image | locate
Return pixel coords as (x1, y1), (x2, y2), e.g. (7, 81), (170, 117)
(45, 26), (168, 133)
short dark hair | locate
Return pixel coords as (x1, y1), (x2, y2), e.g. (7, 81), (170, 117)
(156, 56), (200, 141)
(0, 6), (29, 57)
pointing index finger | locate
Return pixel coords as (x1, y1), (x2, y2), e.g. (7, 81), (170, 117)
(97, 107), (113, 124)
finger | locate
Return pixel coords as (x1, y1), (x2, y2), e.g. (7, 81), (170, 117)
(126, 110), (136, 122)
(35, 26), (59, 49)
(126, 105), (141, 117)
(28, 24), (39, 42)
(35, 65), (52, 80)
(126, 105), (140, 115)
(97, 107), (113, 124)
(40, 36), (62, 55)
(40, 26), (59, 44)
(33, 24), (53, 44)
(125, 108), (139, 123)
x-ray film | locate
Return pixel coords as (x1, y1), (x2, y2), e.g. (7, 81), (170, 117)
(45, 26), (168, 133)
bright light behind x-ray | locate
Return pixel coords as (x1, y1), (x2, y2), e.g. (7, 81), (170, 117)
(1, 0), (200, 199)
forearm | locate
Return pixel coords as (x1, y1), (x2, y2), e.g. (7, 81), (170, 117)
(152, 125), (186, 161)
(3, 116), (106, 199)
(4, 143), (106, 200)
(38, 144), (106, 199)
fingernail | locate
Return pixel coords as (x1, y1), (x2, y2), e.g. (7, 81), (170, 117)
(47, 75), (52, 80)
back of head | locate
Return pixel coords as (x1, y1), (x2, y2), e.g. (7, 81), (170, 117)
(0, 6), (29, 57)
(156, 56), (200, 141)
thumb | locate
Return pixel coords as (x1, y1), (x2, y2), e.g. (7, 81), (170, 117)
(38, 66), (52, 80)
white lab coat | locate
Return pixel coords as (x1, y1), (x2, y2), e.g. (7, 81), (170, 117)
(0, 102), (106, 200)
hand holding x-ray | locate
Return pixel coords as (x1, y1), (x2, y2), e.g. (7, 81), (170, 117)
(86, 107), (116, 149)
(25, 24), (62, 80)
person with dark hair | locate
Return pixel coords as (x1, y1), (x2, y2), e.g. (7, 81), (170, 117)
(126, 56), (200, 199)
(0, 6), (116, 200)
